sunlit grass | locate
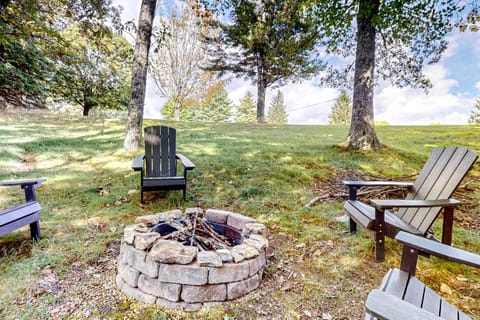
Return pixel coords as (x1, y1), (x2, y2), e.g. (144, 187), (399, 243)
(0, 110), (479, 319)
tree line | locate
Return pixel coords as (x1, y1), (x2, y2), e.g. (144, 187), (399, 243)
(0, 0), (479, 152)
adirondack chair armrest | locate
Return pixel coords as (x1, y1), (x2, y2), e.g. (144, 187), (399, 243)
(0, 178), (47, 189)
(342, 180), (414, 188)
(132, 154), (145, 171)
(343, 180), (414, 201)
(176, 153), (195, 170)
(365, 289), (444, 320)
(395, 231), (480, 269)
(370, 198), (460, 209)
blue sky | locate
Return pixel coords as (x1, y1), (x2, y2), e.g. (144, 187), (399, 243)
(114, 0), (480, 125)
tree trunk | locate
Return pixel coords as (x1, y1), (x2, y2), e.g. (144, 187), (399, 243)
(346, 0), (381, 150)
(124, 0), (156, 152)
(174, 97), (181, 121)
(256, 54), (267, 123)
(83, 104), (91, 116)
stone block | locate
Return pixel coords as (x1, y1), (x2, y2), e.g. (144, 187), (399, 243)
(134, 232), (160, 250)
(115, 273), (125, 290)
(227, 274), (260, 300)
(118, 242), (133, 266)
(232, 244), (259, 259)
(205, 209), (230, 224)
(185, 207), (203, 215)
(137, 274), (181, 301)
(227, 212), (256, 231)
(243, 222), (267, 236)
(181, 284), (227, 303)
(197, 251), (222, 267)
(123, 225), (138, 244)
(248, 249), (266, 276)
(208, 261), (250, 284)
(130, 249), (159, 278)
(149, 240), (197, 265)
(118, 264), (140, 288)
(121, 283), (157, 304)
(156, 298), (203, 311)
(159, 263), (208, 285)
(216, 249), (233, 263)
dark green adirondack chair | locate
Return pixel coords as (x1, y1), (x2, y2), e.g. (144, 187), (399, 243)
(132, 126), (195, 203)
(343, 146), (478, 261)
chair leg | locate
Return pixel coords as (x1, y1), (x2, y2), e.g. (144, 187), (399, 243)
(442, 207), (454, 245)
(182, 187), (186, 200)
(30, 221), (41, 240)
(349, 218), (357, 233)
(374, 208), (385, 262)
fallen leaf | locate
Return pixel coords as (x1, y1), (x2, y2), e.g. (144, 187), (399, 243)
(440, 283), (453, 295)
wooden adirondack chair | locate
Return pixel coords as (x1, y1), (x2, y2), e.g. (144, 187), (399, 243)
(365, 231), (480, 320)
(132, 126), (195, 203)
(343, 146), (478, 261)
(0, 178), (46, 240)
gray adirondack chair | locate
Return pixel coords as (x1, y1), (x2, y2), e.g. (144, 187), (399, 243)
(132, 126), (195, 203)
(343, 146), (478, 261)
(365, 231), (480, 320)
(0, 178), (46, 240)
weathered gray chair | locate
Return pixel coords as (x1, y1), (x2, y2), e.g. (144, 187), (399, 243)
(132, 126), (195, 203)
(0, 178), (46, 240)
(365, 231), (479, 320)
(343, 146), (478, 261)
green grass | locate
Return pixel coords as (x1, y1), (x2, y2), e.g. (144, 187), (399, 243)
(0, 110), (479, 319)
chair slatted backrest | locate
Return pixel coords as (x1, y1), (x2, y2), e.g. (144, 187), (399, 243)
(398, 146), (478, 234)
(144, 126), (177, 178)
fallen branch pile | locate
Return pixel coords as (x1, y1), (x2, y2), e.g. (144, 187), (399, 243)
(159, 212), (234, 251)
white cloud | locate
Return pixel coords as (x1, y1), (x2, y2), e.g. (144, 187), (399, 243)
(112, 0), (479, 125)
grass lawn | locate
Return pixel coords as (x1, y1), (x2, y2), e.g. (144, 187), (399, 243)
(0, 109), (479, 319)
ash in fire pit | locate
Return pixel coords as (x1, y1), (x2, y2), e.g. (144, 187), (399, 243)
(116, 208), (268, 311)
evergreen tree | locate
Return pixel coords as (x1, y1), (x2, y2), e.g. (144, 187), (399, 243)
(328, 91), (352, 125)
(187, 88), (233, 122)
(204, 0), (322, 122)
(468, 98), (480, 124)
(236, 91), (256, 122)
(267, 91), (288, 124)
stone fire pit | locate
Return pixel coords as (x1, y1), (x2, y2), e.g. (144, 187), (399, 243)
(116, 208), (268, 311)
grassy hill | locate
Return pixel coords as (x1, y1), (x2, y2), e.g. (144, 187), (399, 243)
(1, 110), (479, 319)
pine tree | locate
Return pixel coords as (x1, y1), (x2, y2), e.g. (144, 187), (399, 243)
(267, 91), (288, 124)
(468, 98), (480, 124)
(236, 91), (256, 122)
(196, 88), (233, 122)
(328, 91), (352, 125)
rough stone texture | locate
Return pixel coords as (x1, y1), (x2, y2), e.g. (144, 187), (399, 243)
(138, 275), (181, 301)
(227, 274), (261, 300)
(123, 225), (138, 244)
(159, 263), (208, 285)
(156, 298), (203, 311)
(118, 242), (133, 266)
(185, 207), (203, 215)
(118, 264), (140, 288)
(130, 249), (159, 278)
(208, 261), (250, 284)
(181, 284), (227, 303)
(216, 249), (233, 263)
(134, 232), (160, 250)
(243, 222), (267, 236)
(149, 240), (197, 265)
(232, 244), (259, 259)
(120, 283), (157, 304)
(116, 273), (125, 290)
(227, 212), (256, 231)
(156, 209), (185, 222)
(248, 249), (266, 276)
(243, 235), (268, 251)
(205, 209), (230, 224)
(197, 251), (223, 267)
(231, 250), (245, 263)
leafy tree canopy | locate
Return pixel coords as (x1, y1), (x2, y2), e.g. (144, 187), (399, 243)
(468, 98), (480, 124)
